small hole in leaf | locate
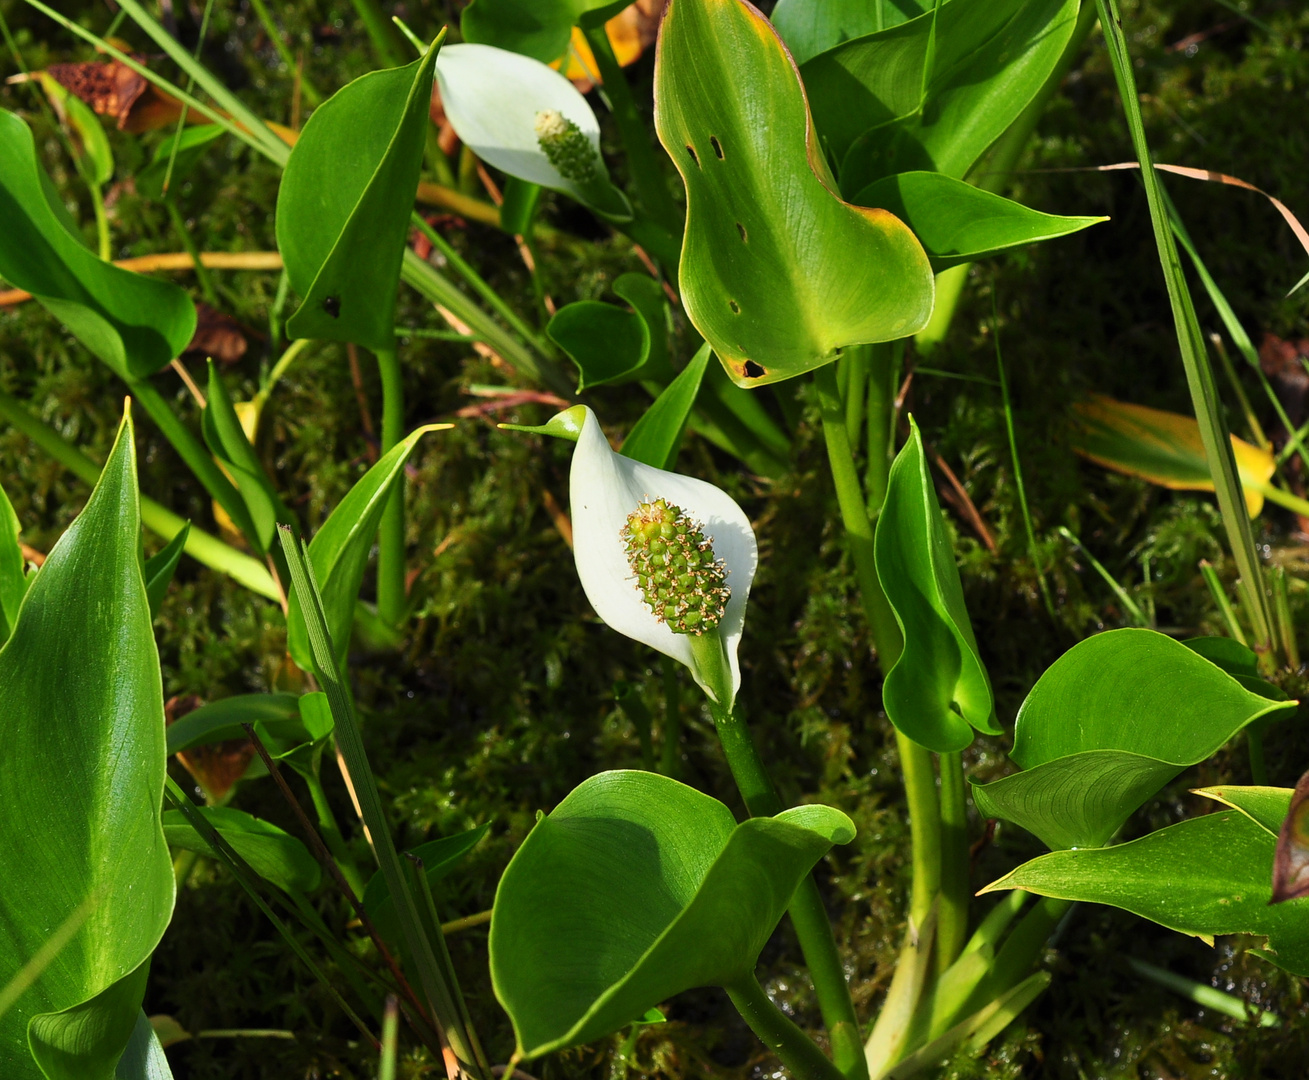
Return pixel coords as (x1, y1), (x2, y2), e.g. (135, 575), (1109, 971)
(729, 299), (741, 314)
(710, 136), (724, 159)
(323, 295), (341, 319)
(736, 222), (747, 242)
(686, 144), (700, 167)
(743, 360), (765, 379)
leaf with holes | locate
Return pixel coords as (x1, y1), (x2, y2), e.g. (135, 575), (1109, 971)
(653, 0), (933, 388)
(0, 109), (195, 379)
(971, 630), (1293, 850)
(800, 0), (1079, 193)
(276, 36), (442, 351)
(0, 410), (174, 1079)
(875, 417), (996, 752)
(461, 0), (632, 63)
(490, 770), (854, 1058)
(853, 171), (1106, 270)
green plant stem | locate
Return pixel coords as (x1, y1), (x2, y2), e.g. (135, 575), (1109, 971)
(88, 179), (110, 260)
(0, 387), (278, 598)
(936, 751), (968, 975)
(844, 346), (870, 454)
(1096, 0), (1273, 654)
(164, 200), (220, 306)
(864, 343), (900, 515)
(304, 767), (365, 896)
(374, 345), (406, 627)
(660, 654), (682, 778)
(347, 0), (405, 68)
(1127, 957), (1279, 1027)
(581, 24), (681, 236)
(254, 338), (312, 413)
(726, 975), (848, 1080)
(899, 736), (942, 933)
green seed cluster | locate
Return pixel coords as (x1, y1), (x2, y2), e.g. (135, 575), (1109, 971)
(534, 109), (598, 185)
(622, 498), (729, 635)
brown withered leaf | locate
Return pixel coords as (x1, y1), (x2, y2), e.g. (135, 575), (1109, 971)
(185, 302), (248, 365)
(44, 58), (187, 133)
(1260, 332), (1309, 430)
(1271, 768), (1309, 904)
(166, 693), (255, 803)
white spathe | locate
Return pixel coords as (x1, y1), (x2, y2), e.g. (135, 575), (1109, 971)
(569, 407), (758, 701)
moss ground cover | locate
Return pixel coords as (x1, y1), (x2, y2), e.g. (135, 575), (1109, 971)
(2, 0), (1309, 1075)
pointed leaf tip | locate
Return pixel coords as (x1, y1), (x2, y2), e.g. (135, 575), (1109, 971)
(500, 404), (588, 442)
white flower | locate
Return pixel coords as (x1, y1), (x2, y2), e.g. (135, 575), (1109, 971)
(568, 406), (757, 704)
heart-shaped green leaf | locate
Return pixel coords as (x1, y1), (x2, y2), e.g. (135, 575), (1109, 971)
(489, 770), (854, 1058)
(548, 273), (672, 390)
(286, 426), (443, 669)
(0, 411), (174, 1079)
(461, 0), (631, 62)
(276, 37), (442, 351)
(771, 0), (931, 65)
(620, 342), (713, 469)
(362, 823), (492, 944)
(972, 630), (1293, 849)
(0, 109), (195, 379)
(852, 171), (1106, 270)
(0, 482), (27, 645)
(800, 0), (1078, 192)
(435, 43), (631, 220)
(981, 789), (1309, 976)
(653, 0), (934, 387)
(162, 807), (321, 894)
(875, 417), (996, 752)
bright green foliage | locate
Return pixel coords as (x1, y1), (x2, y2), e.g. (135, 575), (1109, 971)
(800, 0), (1079, 192)
(276, 37), (442, 351)
(286, 427), (443, 669)
(142, 523), (189, 620)
(201, 361), (287, 555)
(983, 789), (1309, 976)
(972, 630), (1293, 849)
(489, 770), (854, 1058)
(653, 0), (934, 388)
(547, 273), (672, 390)
(362, 823), (492, 943)
(0, 413), (174, 1079)
(135, 125), (226, 201)
(875, 418), (996, 752)
(461, 0), (630, 62)
(771, 0), (931, 65)
(162, 807), (322, 895)
(853, 171), (1106, 270)
(620, 343), (712, 469)
(0, 482), (27, 645)
(0, 110), (195, 378)
(165, 693), (303, 755)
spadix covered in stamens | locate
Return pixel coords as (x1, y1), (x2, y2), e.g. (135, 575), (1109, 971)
(623, 498), (729, 635)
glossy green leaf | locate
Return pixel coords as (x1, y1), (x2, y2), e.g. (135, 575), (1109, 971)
(852, 171), (1106, 270)
(875, 417), (996, 752)
(29, 963), (148, 1080)
(800, 0), (1078, 192)
(0, 412), (174, 1079)
(771, 0), (931, 65)
(1183, 636), (1287, 701)
(653, 0), (934, 387)
(0, 109), (196, 379)
(113, 1011), (173, 1080)
(286, 426), (443, 669)
(362, 823), (492, 944)
(972, 629), (1293, 849)
(461, 0), (630, 62)
(136, 125), (225, 201)
(162, 807), (322, 894)
(489, 770), (854, 1058)
(982, 792), (1309, 976)
(0, 482), (27, 645)
(277, 37), (442, 351)
(201, 360), (286, 554)
(165, 692), (302, 756)
(143, 522), (189, 619)
(620, 343), (713, 469)
(435, 44), (631, 220)
(548, 273), (672, 390)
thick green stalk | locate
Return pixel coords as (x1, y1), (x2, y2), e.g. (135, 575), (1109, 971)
(864, 343), (900, 512)
(936, 752), (968, 975)
(726, 976), (848, 1080)
(899, 737), (942, 933)
(1095, 0), (1273, 652)
(844, 348), (870, 455)
(581, 24), (681, 235)
(0, 388), (278, 598)
(374, 345), (406, 626)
